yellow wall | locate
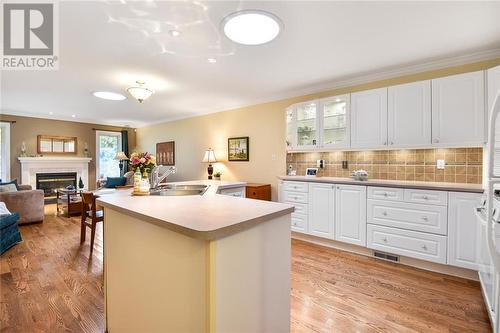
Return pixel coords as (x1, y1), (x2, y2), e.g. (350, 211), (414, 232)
(137, 58), (500, 200)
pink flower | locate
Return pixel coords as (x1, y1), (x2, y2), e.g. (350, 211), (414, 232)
(140, 157), (146, 163)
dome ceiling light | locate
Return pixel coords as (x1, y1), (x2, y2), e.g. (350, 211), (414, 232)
(93, 91), (127, 101)
(222, 10), (282, 46)
(127, 81), (154, 103)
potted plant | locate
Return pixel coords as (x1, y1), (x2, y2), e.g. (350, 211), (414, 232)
(213, 171), (222, 180)
(78, 177), (84, 189)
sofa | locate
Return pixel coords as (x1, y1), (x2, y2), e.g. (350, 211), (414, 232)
(0, 185), (44, 224)
(0, 212), (22, 254)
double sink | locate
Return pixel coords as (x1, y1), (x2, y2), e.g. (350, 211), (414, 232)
(149, 184), (209, 196)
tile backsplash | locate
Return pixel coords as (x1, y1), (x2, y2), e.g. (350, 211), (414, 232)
(286, 148), (483, 184)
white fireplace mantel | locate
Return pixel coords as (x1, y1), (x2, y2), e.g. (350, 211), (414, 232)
(18, 157), (92, 189)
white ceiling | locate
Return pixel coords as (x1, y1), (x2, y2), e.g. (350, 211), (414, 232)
(2, 1), (500, 127)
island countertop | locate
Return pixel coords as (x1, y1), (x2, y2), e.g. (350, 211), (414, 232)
(279, 175), (484, 193)
(96, 180), (294, 240)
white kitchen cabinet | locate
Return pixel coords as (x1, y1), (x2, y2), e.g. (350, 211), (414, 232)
(388, 80), (431, 147)
(447, 192), (482, 270)
(335, 185), (367, 246)
(350, 88), (388, 149)
(431, 71), (485, 146)
(308, 183), (335, 239)
(319, 95), (350, 149)
(487, 65), (500, 120)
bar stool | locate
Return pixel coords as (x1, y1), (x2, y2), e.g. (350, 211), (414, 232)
(80, 192), (104, 254)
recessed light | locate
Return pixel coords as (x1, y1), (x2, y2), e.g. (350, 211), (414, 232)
(207, 58), (217, 63)
(335, 98), (341, 102)
(93, 91), (127, 101)
(222, 10), (282, 45)
(71, 115), (76, 118)
(168, 30), (181, 37)
(49, 112), (53, 115)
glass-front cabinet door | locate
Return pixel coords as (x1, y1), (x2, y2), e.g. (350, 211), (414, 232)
(285, 106), (295, 150)
(295, 101), (319, 149)
(320, 95), (350, 148)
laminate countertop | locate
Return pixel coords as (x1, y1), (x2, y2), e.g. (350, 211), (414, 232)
(279, 176), (484, 193)
(96, 180), (294, 240)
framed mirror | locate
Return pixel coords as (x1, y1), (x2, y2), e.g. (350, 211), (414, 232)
(37, 135), (77, 154)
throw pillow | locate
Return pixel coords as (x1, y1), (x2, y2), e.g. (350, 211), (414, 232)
(0, 179), (19, 190)
(0, 184), (17, 192)
(104, 177), (127, 188)
(0, 202), (11, 215)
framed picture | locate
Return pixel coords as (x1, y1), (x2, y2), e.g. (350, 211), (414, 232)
(228, 137), (249, 161)
(156, 141), (175, 166)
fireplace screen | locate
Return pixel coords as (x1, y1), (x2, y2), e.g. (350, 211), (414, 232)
(36, 172), (77, 203)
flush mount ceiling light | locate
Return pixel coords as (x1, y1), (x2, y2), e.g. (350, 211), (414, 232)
(127, 81), (154, 103)
(222, 9), (282, 45)
(207, 57), (217, 63)
(168, 29), (181, 37)
(93, 91), (127, 101)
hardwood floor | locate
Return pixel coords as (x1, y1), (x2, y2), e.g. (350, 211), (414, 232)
(0, 209), (492, 332)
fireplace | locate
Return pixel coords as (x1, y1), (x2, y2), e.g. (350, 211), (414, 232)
(36, 172), (77, 203)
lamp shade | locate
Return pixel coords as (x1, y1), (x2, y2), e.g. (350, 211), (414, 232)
(114, 151), (129, 161)
(202, 149), (217, 163)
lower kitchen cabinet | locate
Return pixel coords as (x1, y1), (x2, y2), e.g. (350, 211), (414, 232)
(447, 192), (482, 270)
(335, 184), (367, 246)
(308, 183), (335, 239)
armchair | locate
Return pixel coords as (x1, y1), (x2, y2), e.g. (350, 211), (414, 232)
(0, 185), (44, 224)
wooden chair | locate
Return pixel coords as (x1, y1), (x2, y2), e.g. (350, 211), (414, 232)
(80, 192), (104, 254)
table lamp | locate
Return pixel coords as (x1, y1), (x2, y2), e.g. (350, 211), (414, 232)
(202, 148), (217, 179)
(114, 151), (129, 177)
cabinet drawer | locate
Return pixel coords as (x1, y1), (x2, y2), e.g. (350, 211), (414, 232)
(283, 181), (309, 193)
(291, 213), (307, 233)
(367, 224), (447, 264)
(282, 191), (308, 204)
(404, 189), (447, 206)
(285, 202), (308, 215)
(367, 199), (447, 235)
(367, 187), (404, 201)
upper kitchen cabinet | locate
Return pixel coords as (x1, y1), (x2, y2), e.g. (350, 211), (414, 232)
(350, 88), (388, 149)
(319, 95), (350, 149)
(388, 80), (431, 147)
(287, 101), (319, 150)
(431, 71), (485, 146)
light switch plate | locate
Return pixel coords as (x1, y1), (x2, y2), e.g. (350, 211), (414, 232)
(437, 159), (445, 169)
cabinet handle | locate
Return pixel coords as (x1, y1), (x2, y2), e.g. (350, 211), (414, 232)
(433, 139), (439, 143)
(383, 141), (387, 145)
(390, 141), (394, 145)
(383, 192), (388, 197)
(383, 237), (388, 243)
(293, 222), (297, 226)
(422, 195), (428, 200)
(382, 211), (387, 216)
(422, 245), (428, 250)
(422, 216), (428, 221)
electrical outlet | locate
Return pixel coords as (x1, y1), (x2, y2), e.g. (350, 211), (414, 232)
(437, 159), (445, 169)
(271, 153), (277, 161)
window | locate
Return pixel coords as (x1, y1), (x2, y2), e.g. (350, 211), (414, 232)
(96, 131), (122, 179)
(0, 122), (10, 182)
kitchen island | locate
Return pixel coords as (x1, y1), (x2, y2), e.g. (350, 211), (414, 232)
(96, 180), (294, 333)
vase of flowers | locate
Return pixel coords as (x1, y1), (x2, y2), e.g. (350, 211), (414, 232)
(129, 152), (156, 178)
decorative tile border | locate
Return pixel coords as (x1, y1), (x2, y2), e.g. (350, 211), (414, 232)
(286, 148), (483, 184)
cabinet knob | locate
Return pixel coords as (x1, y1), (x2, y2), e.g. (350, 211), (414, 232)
(383, 141), (387, 145)
(390, 141), (394, 145)
(422, 195), (428, 200)
(383, 237), (388, 243)
(422, 216), (428, 221)
(383, 192), (388, 197)
(433, 139), (439, 143)
(293, 222), (297, 226)
(422, 245), (428, 250)
(382, 211), (387, 216)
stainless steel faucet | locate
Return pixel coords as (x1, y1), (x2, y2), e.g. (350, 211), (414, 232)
(151, 165), (177, 189)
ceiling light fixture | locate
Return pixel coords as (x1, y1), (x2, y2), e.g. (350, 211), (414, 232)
(127, 81), (154, 103)
(168, 29), (181, 37)
(71, 115), (76, 118)
(207, 57), (217, 63)
(93, 91), (127, 101)
(222, 10), (282, 45)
